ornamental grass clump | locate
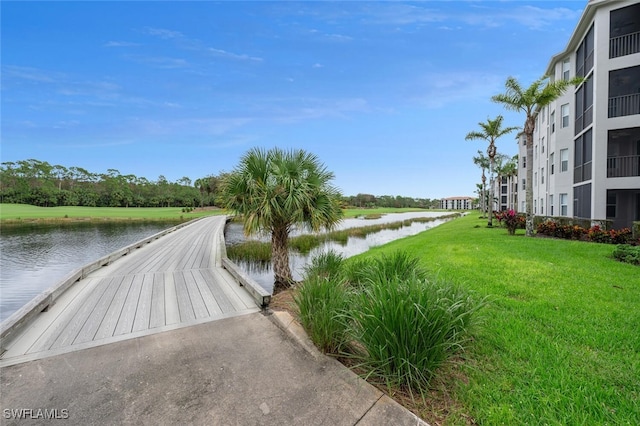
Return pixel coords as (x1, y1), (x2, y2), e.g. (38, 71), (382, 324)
(295, 251), (351, 354)
(349, 272), (484, 396)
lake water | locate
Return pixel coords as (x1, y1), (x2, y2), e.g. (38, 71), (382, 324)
(0, 221), (181, 322)
(224, 211), (454, 293)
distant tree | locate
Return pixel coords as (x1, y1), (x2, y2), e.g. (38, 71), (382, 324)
(220, 147), (343, 294)
(492, 75), (584, 236)
(466, 116), (518, 227)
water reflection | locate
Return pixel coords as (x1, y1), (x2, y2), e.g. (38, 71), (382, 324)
(225, 212), (454, 293)
(0, 221), (181, 322)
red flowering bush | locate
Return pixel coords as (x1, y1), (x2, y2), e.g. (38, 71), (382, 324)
(495, 210), (525, 235)
(538, 220), (632, 244)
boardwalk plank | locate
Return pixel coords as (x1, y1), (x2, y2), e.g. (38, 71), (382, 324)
(183, 271), (209, 319)
(132, 273), (154, 332)
(174, 272), (195, 322)
(49, 278), (112, 350)
(163, 272), (180, 325)
(191, 269), (223, 316)
(149, 273), (166, 329)
(114, 274), (145, 336)
(200, 269), (241, 313)
(94, 275), (134, 340)
(74, 277), (123, 344)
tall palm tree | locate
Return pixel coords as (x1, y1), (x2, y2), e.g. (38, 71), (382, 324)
(466, 116), (518, 227)
(472, 150), (490, 218)
(492, 75), (584, 236)
(221, 147), (343, 294)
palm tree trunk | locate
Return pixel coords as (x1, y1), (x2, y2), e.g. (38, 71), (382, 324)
(271, 225), (293, 294)
(525, 118), (535, 237)
(488, 158), (494, 227)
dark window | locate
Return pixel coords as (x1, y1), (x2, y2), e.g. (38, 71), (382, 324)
(608, 66), (640, 118)
(607, 127), (640, 178)
(610, 3), (640, 58)
(574, 183), (592, 219)
(575, 77), (593, 135)
(576, 25), (594, 78)
(574, 129), (593, 183)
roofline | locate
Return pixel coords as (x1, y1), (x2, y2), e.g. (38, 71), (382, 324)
(545, 0), (623, 75)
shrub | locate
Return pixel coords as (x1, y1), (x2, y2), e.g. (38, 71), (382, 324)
(612, 244), (640, 266)
(495, 210), (525, 235)
(294, 275), (351, 354)
(303, 250), (345, 281)
(349, 272), (484, 395)
(294, 250), (485, 396)
(348, 250), (429, 286)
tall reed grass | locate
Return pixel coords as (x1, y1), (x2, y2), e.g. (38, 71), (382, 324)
(294, 250), (484, 396)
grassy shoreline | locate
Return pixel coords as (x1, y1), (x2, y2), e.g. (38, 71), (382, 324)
(342, 213), (639, 424)
(0, 203), (446, 226)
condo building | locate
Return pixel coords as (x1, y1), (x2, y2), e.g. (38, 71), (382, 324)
(517, 0), (640, 229)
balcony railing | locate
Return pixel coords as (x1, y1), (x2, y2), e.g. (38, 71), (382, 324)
(607, 155), (640, 178)
(610, 31), (640, 58)
(608, 93), (640, 118)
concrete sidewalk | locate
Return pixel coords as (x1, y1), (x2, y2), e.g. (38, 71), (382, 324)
(0, 311), (428, 425)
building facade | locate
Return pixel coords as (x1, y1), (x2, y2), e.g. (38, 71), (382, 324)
(517, 0), (640, 229)
(440, 196), (474, 210)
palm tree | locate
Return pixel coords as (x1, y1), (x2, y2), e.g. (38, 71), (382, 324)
(221, 147), (343, 294)
(492, 75), (584, 236)
(466, 116), (518, 227)
(472, 151), (490, 218)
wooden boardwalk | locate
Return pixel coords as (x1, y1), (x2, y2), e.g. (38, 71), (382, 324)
(0, 216), (261, 366)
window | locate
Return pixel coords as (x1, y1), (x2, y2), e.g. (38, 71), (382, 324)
(574, 183), (592, 219)
(535, 145), (538, 159)
(562, 58), (570, 80)
(522, 156), (526, 168)
(608, 66), (640, 118)
(610, 3), (640, 58)
(576, 25), (594, 78)
(540, 198), (544, 215)
(550, 194), (554, 216)
(534, 172), (538, 186)
(550, 153), (555, 174)
(607, 191), (616, 218)
(574, 129), (593, 183)
(560, 149), (569, 172)
(534, 199), (537, 214)
(522, 178), (526, 190)
(575, 77), (593, 135)
(541, 137), (545, 154)
(551, 111), (555, 133)
(561, 104), (570, 128)
(522, 200), (526, 211)
(560, 193), (568, 216)
(541, 167), (545, 184)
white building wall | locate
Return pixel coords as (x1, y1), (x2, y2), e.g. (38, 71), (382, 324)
(518, 0), (640, 228)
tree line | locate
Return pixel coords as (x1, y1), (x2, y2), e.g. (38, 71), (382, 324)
(0, 159), (224, 208)
(0, 159), (440, 210)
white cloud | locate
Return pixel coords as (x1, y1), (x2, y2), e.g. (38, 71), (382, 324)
(207, 48), (263, 62)
(104, 41), (140, 47)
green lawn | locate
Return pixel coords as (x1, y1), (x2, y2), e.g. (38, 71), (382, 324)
(0, 203), (225, 221)
(343, 207), (448, 218)
(0, 203), (447, 221)
(354, 214), (640, 425)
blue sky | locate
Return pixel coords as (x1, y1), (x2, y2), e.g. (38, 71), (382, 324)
(1, 1), (585, 199)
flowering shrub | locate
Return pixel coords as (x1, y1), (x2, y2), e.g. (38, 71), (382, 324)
(495, 210), (525, 235)
(537, 220), (633, 244)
